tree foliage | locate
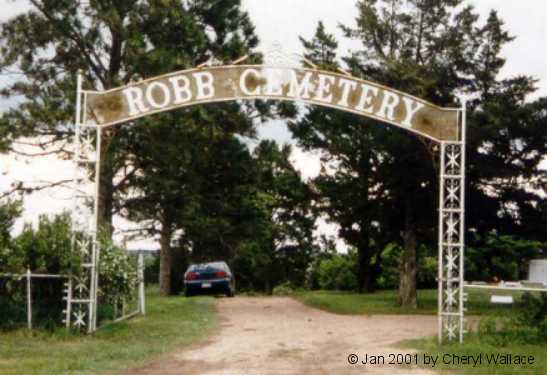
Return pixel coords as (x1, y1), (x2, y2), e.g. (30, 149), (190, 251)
(290, 1), (546, 303)
(0, 0), (262, 234)
(0, 1), (544, 300)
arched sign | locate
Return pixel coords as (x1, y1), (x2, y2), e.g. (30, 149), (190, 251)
(83, 65), (460, 142)
(70, 63), (466, 345)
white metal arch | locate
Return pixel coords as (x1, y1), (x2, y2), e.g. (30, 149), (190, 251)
(68, 63), (467, 344)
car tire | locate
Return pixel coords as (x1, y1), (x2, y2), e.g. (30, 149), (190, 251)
(226, 289), (235, 297)
(185, 289), (193, 298)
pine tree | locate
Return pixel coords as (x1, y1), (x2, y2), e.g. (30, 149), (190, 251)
(293, 2), (546, 303)
(291, 22), (386, 293)
(0, 0), (259, 235)
(0, 1), (261, 295)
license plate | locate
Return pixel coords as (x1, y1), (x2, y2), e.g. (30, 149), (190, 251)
(201, 282), (212, 288)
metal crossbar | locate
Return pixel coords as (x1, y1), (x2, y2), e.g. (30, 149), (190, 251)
(464, 284), (547, 293)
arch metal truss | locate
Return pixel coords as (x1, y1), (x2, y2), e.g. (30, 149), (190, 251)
(68, 56), (467, 343)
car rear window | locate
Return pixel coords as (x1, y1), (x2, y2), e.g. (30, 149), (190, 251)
(188, 262), (227, 272)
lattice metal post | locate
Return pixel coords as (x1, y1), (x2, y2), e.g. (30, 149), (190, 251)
(438, 102), (467, 343)
(66, 72), (101, 333)
(62, 277), (72, 328)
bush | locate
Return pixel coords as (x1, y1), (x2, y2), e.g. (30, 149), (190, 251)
(317, 250), (358, 291)
(376, 243), (400, 289)
(513, 292), (547, 342)
(305, 258), (322, 290)
(0, 213), (140, 329)
(417, 254), (437, 289)
(0, 199), (22, 260)
(477, 292), (547, 346)
(466, 234), (543, 282)
(0, 213), (79, 329)
(144, 254), (160, 284)
(272, 281), (296, 296)
(98, 235), (139, 305)
(2, 213), (79, 274)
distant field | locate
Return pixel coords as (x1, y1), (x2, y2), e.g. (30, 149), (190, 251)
(294, 288), (527, 316)
(0, 290), (217, 375)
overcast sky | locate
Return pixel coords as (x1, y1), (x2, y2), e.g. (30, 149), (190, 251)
(1, 0), (546, 250)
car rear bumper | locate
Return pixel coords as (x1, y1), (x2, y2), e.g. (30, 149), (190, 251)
(185, 278), (232, 294)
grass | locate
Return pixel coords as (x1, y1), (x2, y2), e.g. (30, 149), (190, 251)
(0, 289), (217, 375)
(402, 335), (546, 375)
(294, 288), (524, 316)
(296, 289), (546, 374)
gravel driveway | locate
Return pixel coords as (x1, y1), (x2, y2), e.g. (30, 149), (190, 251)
(125, 297), (437, 375)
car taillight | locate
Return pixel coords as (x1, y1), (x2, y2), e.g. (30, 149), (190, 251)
(216, 270), (227, 278)
(186, 272), (198, 280)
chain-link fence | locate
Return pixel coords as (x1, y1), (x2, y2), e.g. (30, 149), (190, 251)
(0, 271), (70, 330)
(1, 253), (145, 331)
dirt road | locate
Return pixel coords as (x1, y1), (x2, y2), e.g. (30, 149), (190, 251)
(126, 297), (437, 375)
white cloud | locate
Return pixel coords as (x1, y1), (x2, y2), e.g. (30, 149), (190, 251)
(0, 139), (73, 233)
(290, 146), (321, 181)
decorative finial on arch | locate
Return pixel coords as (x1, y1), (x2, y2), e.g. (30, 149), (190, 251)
(263, 41), (303, 68)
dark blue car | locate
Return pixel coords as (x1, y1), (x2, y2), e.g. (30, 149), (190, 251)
(184, 261), (235, 297)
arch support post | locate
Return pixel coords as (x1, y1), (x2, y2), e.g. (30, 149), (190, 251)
(65, 71), (101, 333)
(438, 104), (467, 343)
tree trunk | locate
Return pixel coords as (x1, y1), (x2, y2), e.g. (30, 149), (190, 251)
(357, 145), (374, 293)
(96, 129), (116, 236)
(398, 197), (417, 308)
(358, 235), (375, 293)
(159, 220), (173, 296)
(359, 250), (375, 293)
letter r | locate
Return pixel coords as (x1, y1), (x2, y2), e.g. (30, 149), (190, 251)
(123, 87), (148, 116)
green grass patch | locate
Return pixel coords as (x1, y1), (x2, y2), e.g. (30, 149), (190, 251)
(0, 290), (217, 375)
(294, 289), (523, 316)
(403, 335), (546, 375)
(297, 289), (546, 374)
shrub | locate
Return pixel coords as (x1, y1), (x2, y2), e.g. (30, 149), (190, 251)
(305, 258), (322, 290)
(272, 281), (296, 296)
(376, 243), (401, 289)
(476, 292), (547, 346)
(2, 213), (79, 274)
(98, 235), (139, 304)
(466, 234), (543, 282)
(0, 213), (140, 329)
(317, 250), (358, 291)
(417, 254), (437, 289)
(0, 199), (22, 262)
(0, 213), (79, 329)
(513, 292), (547, 342)
(144, 254), (160, 284)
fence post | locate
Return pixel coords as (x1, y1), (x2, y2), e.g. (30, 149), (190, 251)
(26, 268), (32, 330)
(65, 278), (73, 329)
(138, 253), (145, 315)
